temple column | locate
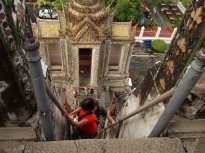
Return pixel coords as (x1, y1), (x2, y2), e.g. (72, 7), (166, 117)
(60, 39), (67, 77)
(119, 44), (127, 74)
(91, 46), (100, 87)
(104, 40), (111, 76)
(39, 42), (48, 64)
(72, 47), (79, 87)
(125, 44), (134, 75)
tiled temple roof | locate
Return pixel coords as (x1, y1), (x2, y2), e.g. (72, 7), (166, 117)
(34, 19), (60, 39)
(112, 22), (134, 40)
(33, 19), (134, 40)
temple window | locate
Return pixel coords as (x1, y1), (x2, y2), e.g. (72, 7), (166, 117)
(108, 44), (122, 71)
(47, 43), (62, 70)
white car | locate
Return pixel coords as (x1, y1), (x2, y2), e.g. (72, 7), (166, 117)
(39, 9), (58, 19)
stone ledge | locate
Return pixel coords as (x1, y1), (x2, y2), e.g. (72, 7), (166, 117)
(167, 119), (205, 138)
(24, 138), (185, 153)
(0, 127), (36, 141)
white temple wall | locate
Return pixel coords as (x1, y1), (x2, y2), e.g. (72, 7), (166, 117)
(118, 94), (165, 138)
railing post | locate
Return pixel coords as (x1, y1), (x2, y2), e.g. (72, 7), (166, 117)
(177, 2), (186, 14)
(23, 36), (54, 141)
(139, 26), (145, 38)
(149, 49), (205, 137)
(115, 121), (122, 138)
(155, 27), (161, 38)
(171, 27), (177, 39)
(103, 128), (106, 139)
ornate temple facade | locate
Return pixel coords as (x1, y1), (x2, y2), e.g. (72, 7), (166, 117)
(34, 0), (135, 93)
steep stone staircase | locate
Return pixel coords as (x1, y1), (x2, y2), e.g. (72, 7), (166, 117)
(0, 127), (36, 153)
(0, 136), (185, 153)
(167, 116), (205, 153)
(24, 138), (185, 153)
(2, 115), (205, 153)
(0, 122), (186, 153)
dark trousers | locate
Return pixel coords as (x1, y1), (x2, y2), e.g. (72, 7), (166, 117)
(72, 128), (96, 140)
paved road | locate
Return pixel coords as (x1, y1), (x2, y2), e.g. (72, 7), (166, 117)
(144, 0), (166, 28)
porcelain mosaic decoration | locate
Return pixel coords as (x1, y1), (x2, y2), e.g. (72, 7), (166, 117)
(156, 0), (205, 93)
(0, 0), (36, 107)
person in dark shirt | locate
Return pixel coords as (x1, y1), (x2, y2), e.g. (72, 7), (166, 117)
(94, 101), (115, 125)
(95, 105), (107, 125)
(89, 87), (94, 96)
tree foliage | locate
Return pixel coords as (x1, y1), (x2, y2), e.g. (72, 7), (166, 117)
(103, 0), (117, 7)
(35, 0), (68, 11)
(181, 0), (191, 9)
(35, 0), (52, 8)
(52, 0), (68, 11)
(36, 0), (142, 24)
(173, 18), (181, 27)
(103, 0), (143, 25)
(151, 0), (162, 6)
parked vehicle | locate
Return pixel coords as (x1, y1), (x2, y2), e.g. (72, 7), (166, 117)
(39, 9), (58, 19)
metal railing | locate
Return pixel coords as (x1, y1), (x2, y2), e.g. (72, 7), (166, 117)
(97, 88), (174, 138)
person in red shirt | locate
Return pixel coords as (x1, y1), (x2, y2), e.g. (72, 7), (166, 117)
(64, 98), (97, 139)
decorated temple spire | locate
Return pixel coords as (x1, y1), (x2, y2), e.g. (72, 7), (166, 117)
(65, 0), (109, 43)
(67, 0), (108, 26)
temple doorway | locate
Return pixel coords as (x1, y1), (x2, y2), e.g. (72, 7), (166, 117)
(79, 48), (92, 86)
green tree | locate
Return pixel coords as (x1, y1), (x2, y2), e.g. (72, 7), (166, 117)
(114, 0), (143, 25)
(35, 0), (52, 8)
(52, 0), (68, 11)
(151, 0), (162, 7)
(35, 0), (68, 11)
(173, 18), (181, 27)
(103, 0), (117, 7)
(181, 0), (191, 9)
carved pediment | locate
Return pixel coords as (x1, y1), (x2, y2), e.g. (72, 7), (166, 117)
(71, 17), (104, 41)
(76, 26), (99, 43)
(71, 17), (104, 42)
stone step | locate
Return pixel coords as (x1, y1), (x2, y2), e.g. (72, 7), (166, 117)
(167, 119), (205, 138)
(108, 82), (125, 87)
(0, 141), (27, 153)
(110, 87), (126, 92)
(0, 127), (36, 153)
(22, 138), (184, 153)
(0, 127), (36, 141)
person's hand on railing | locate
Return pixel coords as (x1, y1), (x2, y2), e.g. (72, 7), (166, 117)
(111, 120), (116, 125)
(69, 114), (77, 118)
(110, 120), (116, 128)
(63, 103), (69, 111)
(62, 113), (75, 122)
(62, 113), (69, 118)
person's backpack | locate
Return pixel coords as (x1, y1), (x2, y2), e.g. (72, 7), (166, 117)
(95, 106), (107, 125)
(78, 111), (94, 121)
